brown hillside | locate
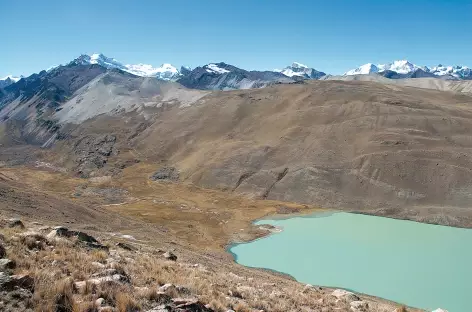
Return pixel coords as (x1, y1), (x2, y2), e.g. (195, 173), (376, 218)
(47, 79), (472, 227)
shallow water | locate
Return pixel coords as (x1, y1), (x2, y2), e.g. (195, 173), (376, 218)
(229, 212), (472, 312)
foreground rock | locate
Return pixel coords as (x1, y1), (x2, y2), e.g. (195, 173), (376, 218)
(332, 289), (361, 302)
(163, 251), (177, 261)
(0, 259), (15, 271)
(0, 218), (25, 229)
(47, 226), (107, 249)
(0, 273), (34, 291)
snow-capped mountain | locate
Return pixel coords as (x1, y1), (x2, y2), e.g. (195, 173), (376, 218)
(345, 60), (425, 76)
(72, 53), (182, 80)
(204, 63), (231, 74)
(344, 63), (380, 75)
(379, 60), (428, 74)
(126, 63), (180, 80)
(0, 75), (23, 88)
(178, 62), (295, 90)
(430, 65), (472, 80)
(345, 60), (472, 80)
(276, 62), (326, 79)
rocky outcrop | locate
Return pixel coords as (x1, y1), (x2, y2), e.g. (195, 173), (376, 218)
(0, 259), (15, 271)
(47, 226), (107, 249)
(0, 218), (25, 229)
(0, 273), (34, 291)
(150, 167), (180, 182)
(331, 289), (361, 302)
(73, 134), (118, 177)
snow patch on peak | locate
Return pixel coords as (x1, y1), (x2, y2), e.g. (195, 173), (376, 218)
(291, 62), (308, 69)
(205, 63), (230, 74)
(345, 63), (379, 75)
(72, 53), (181, 80)
(125, 63), (180, 80)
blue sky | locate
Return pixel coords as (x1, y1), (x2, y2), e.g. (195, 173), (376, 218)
(1, 0), (471, 77)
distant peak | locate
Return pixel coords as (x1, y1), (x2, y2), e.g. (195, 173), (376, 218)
(275, 62), (325, 79)
(1, 75), (23, 82)
(204, 63), (230, 74)
(291, 62), (308, 69)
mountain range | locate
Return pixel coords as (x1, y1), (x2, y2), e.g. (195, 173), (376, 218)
(2, 54), (472, 92)
(1, 50), (472, 231)
(345, 60), (472, 80)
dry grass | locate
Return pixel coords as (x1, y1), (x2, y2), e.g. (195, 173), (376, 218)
(0, 223), (415, 312)
(0, 164), (318, 252)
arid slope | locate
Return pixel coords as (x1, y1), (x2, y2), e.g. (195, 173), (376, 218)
(124, 80), (472, 226)
(3, 78), (472, 226)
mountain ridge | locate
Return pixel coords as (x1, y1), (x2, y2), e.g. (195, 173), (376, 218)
(345, 60), (472, 80)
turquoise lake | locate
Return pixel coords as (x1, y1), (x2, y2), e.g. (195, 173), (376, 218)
(229, 212), (472, 312)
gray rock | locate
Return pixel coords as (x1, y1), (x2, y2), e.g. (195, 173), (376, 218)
(8, 219), (25, 229)
(150, 167), (179, 181)
(350, 300), (368, 311)
(158, 283), (175, 293)
(95, 298), (106, 307)
(0, 273), (34, 291)
(47, 226), (98, 243)
(331, 289), (360, 302)
(0, 259), (15, 271)
(163, 251), (177, 261)
(171, 298), (212, 311)
(47, 226), (107, 249)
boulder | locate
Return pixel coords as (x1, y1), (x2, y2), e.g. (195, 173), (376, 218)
(163, 251), (177, 261)
(95, 298), (106, 307)
(150, 167), (179, 182)
(47, 226), (107, 249)
(331, 289), (360, 302)
(159, 283), (176, 293)
(0, 259), (15, 271)
(47, 226), (98, 243)
(350, 300), (368, 311)
(91, 268), (130, 284)
(171, 298), (212, 311)
(302, 284), (319, 293)
(0, 273), (34, 291)
(7, 219), (25, 229)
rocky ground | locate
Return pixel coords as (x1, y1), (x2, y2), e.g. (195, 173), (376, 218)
(0, 217), (417, 312)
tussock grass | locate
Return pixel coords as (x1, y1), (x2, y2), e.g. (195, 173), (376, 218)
(0, 214), (417, 312)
